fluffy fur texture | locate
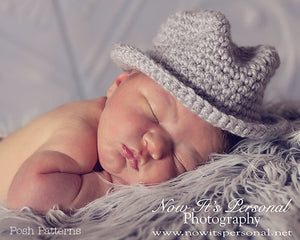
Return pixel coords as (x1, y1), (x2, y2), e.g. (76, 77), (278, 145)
(0, 103), (300, 240)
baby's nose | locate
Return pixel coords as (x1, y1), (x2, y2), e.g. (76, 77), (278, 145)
(142, 129), (172, 160)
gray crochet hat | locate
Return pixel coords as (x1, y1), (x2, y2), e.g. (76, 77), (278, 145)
(110, 10), (290, 139)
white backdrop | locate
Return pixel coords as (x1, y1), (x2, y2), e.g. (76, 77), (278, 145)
(0, 0), (299, 134)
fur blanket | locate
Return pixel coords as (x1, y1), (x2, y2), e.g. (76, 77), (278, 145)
(0, 103), (300, 240)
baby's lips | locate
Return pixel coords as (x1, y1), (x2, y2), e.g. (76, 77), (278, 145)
(122, 145), (140, 170)
(128, 158), (139, 171)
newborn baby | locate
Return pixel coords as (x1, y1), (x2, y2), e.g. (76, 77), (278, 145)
(0, 10), (288, 213)
(2, 70), (224, 213)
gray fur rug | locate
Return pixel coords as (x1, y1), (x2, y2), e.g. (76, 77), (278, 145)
(0, 103), (300, 240)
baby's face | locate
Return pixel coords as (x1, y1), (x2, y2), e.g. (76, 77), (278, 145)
(98, 72), (224, 185)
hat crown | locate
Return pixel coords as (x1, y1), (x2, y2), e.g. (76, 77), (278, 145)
(147, 10), (280, 122)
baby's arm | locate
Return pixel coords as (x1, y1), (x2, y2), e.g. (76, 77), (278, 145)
(8, 151), (112, 212)
(3, 98), (109, 212)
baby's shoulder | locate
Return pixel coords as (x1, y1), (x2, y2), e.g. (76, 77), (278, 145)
(40, 97), (105, 130)
(51, 97), (106, 120)
(46, 97), (107, 139)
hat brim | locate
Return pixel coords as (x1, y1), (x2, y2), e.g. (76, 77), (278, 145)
(110, 43), (290, 140)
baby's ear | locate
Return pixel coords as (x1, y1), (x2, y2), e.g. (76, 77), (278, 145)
(107, 72), (130, 98)
(106, 71), (134, 98)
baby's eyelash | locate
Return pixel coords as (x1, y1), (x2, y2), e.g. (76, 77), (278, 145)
(151, 109), (159, 123)
(145, 98), (159, 123)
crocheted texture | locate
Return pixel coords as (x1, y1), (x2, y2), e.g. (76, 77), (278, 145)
(111, 10), (290, 139)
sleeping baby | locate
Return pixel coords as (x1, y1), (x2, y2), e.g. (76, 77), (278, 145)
(0, 10), (289, 213)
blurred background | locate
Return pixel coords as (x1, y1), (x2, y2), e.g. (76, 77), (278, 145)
(0, 0), (299, 135)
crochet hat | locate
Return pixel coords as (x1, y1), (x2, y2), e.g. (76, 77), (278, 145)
(110, 10), (290, 139)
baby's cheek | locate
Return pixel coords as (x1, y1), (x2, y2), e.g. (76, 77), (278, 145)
(99, 149), (125, 174)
